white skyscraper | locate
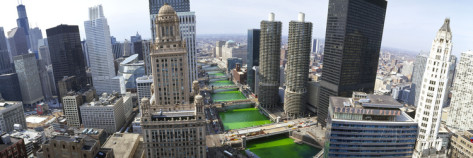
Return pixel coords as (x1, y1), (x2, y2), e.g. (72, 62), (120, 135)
(414, 18), (453, 157)
(84, 5), (120, 94)
(446, 50), (473, 130)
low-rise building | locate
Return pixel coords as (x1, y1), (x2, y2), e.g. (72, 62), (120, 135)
(324, 92), (418, 158)
(0, 101), (26, 133)
(10, 129), (45, 156)
(231, 63), (246, 84)
(102, 133), (141, 158)
(0, 133), (27, 158)
(448, 130), (473, 158)
(36, 135), (104, 158)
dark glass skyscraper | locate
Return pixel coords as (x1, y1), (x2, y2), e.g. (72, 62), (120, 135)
(318, 0), (387, 126)
(0, 73), (22, 101)
(148, 0), (190, 14)
(0, 27), (12, 74)
(16, 4), (31, 49)
(247, 29), (260, 93)
(46, 25), (87, 91)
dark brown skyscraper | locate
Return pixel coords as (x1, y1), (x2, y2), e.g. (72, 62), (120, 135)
(318, 0), (387, 126)
(46, 25), (87, 93)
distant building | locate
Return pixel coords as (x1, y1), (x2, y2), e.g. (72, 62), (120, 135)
(0, 101), (27, 133)
(29, 27), (43, 56)
(16, 4), (31, 49)
(0, 133), (27, 158)
(37, 59), (53, 100)
(142, 40), (152, 75)
(448, 130), (473, 158)
(136, 75), (152, 108)
(215, 41), (225, 58)
(123, 39), (132, 57)
(133, 40), (144, 60)
(284, 13), (312, 118)
(46, 24), (88, 91)
(231, 63), (247, 84)
(258, 13), (282, 109)
(7, 27), (28, 61)
(311, 38), (319, 53)
(227, 57), (242, 73)
(80, 93), (127, 134)
(112, 42), (124, 59)
(409, 53), (428, 106)
(0, 73), (22, 101)
(222, 40), (247, 65)
(118, 54), (145, 94)
(324, 92), (418, 157)
(14, 54), (44, 106)
(318, 0), (387, 126)
(0, 27), (12, 74)
(84, 5), (121, 94)
(38, 38), (51, 65)
(247, 29), (260, 92)
(306, 80), (319, 114)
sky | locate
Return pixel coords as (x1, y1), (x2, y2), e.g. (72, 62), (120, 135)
(1, 0), (472, 56)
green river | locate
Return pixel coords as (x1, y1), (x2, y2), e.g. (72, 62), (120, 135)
(247, 134), (321, 158)
(219, 107), (271, 130)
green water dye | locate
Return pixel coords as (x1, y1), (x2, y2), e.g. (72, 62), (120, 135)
(209, 80), (234, 87)
(219, 108), (271, 130)
(247, 134), (321, 158)
(212, 91), (246, 102)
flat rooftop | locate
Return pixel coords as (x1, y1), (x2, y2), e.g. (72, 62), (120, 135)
(0, 101), (21, 111)
(102, 133), (140, 158)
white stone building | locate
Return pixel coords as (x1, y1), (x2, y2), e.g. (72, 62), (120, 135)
(80, 93), (125, 134)
(62, 95), (83, 128)
(446, 50), (473, 130)
(0, 101), (26, 133)
(221, 40), (247, 65)
(414, 19), (454, 157)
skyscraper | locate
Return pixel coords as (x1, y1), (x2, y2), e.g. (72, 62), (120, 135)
(84, 5), (121, 94)
(414, 19), (453, 157)
(29, 27), (43, 57)
(318, 0), (387, 126)
(284, 13), (312, 118)
(16, 4), (31, 49)
(141, 4), (205, 158)
(311, 39), (319, 54)
(247, 29), (260, 93)
(7, 27), (29, 61)
(446, 51), (473, 131)
(258, 13), (282, 109)
(409, 53), (428, 106)
(46, 25), (88, 93)
(0, 73), (22, 101)
(149, 1), (196, 92)
(13, 53), (44, 106)
(0, 27), (12, 74)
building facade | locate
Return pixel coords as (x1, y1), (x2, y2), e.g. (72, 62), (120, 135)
(63, 95), (84, 128)
(446, 51), (473, 131)
(318, 0), (387, 126)
(258, 13), (282, 109)
(324, 93), (418, 157)
(84, 5), (120, 94)
(0, 133), (27, 158)
(448, 130), (473, 158)
(284, 13), (312, 118)
(13, 53), (44, 106)
(247, 29), (260, 92)
(141, 4), (206, 158)
(0, 27), (12, 74)
(414, 19), (454, 157)
(136, 75), (152, 108)
(7, 27), (28, 62)
(0, 101), (27, 133)
(410, 53), (428, 106)
(0, 73), (22, 101)
(36, 135), (102, 158)
(46, 25), (88, 91)
(80, 93), (126, 134)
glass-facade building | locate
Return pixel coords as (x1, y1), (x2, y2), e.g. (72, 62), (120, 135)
(247, 29), (260, 93)
(324, 93), (418, 158)
(318, 0), (387, 126)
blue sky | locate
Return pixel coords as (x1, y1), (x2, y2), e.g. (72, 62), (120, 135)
(0, 0), (472, 56)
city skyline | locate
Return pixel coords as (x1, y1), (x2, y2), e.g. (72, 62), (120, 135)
(0, 0), (472, 55)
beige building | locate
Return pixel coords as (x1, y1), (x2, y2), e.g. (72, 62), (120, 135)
(448, 130), (473, 158)
(0, 101), (26, 133)
(221, 40), (247, 65)
(63, 95), (84, 128)
(102, 133), (142, 158)
(36, 135), (109, 158)
(80, 93), (126, 134)
(141, 4), (206, 158)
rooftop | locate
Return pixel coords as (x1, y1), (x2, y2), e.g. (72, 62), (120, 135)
(10, 129), (44, 144)
(102, 133), (140, 158)
(82, 93), (121, 107)
(0, 101), (22, 111)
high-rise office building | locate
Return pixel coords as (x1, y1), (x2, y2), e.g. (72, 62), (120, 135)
(81, 40), (90, 67)
(414, 19), (454, 157)
(284, 13), (312, 118)
(141, 4), (206, 157)
(37, 59), (53, 100)
(134, 40), (144, 60)
(215, 41), (225, 58)
(247, 29), (260, 92)
(130, 32), (142, 55)
(0, 73), (22, 101)
(46, 25), (88, 94)
(258, 13), (282, 109)
(0, 27), (12, 74)
(409, 54), (428, 106)
(142, 40), (153, 75)
(16, 4), (31, 49)
(13, 53), (44, 106)
(7, 27), (29, 61)
(29, 27), (43, 57)
(123, 39), (132, 57)
(446, 51), (473, 131)
(311, 39), (319, 54)
(324, 93), (418, 157)
(318, 0), (387, 126)
(84, 5), (121, 94)
(136, 75), (152, 108)
(62, 94), (84, 128)
(38, 38), (51, 66)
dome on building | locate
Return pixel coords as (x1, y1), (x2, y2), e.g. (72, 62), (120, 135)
(225, 40), (236, 47)
(158, 3), (176, 15)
